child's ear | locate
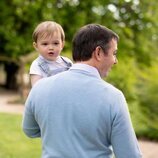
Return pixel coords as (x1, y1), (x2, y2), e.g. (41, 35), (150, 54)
(33, 42), (38, 50)
(62, 41), (65, 49)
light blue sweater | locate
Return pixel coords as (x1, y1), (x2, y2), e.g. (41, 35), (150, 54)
(22, 64), (142, 158)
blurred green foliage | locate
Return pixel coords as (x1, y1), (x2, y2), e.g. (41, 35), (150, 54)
(0, 0), (158, 140)
(135, 61), (158, 139)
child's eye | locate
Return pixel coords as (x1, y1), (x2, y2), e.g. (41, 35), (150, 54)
(54, 42), (59, 45)
(41, 42), (48, 46)
(42, 43), (48, 46)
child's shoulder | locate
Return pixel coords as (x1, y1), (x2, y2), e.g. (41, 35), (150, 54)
(30, 57), (39, 66)
(60, 56), (73, 64)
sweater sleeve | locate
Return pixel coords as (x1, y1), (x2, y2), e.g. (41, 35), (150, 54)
(22, 90), (41, 138)
(110, 92), (142, 158)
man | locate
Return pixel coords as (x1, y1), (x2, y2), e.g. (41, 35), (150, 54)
(22, 24), (142, 158)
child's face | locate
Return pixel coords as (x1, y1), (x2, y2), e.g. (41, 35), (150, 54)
(33, 31), (64, 61)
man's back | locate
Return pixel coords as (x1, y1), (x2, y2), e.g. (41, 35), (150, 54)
(23, 65), (141, 158)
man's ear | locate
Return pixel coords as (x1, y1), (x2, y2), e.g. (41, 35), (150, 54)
(93, 46), (102, 61)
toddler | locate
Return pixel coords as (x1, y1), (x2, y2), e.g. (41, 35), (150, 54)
(30, 21), (72, 86)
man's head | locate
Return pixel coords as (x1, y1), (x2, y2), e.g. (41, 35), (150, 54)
(72, 24), (119, 77)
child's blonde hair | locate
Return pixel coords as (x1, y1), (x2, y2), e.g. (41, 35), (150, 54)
(32, 21), (65, 42)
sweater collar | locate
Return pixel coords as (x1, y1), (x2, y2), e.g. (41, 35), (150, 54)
(70, 63), (101, 79)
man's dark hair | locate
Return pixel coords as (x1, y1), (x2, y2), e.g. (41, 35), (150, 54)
(72, 24), (119, 62)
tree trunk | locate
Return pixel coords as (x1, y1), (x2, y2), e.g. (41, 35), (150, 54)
(4, 62), (19, 90)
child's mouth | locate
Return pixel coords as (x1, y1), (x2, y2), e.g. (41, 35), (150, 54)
(48, 52), (54, 55)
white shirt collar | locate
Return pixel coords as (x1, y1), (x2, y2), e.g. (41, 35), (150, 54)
(70, 63), (101, 79)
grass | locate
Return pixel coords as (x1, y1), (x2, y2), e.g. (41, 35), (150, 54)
(0, 113), (41, 158)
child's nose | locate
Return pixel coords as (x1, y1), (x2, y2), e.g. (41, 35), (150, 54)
(49, 44), (54, 49)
